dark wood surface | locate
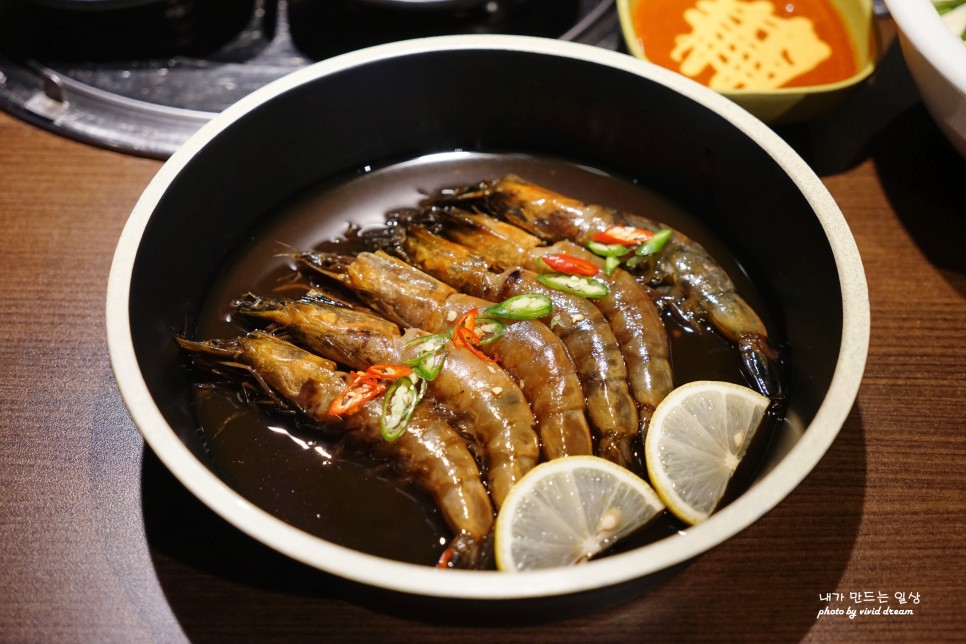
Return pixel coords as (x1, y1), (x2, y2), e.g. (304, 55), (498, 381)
(1, 20), (964, 642)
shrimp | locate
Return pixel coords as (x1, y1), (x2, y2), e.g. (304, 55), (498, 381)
(438, 211), (673, 442)
(393, 226), (640, 471)
(231, 293), (539, 508)
(176, 330), (494, 569)
(542, 240), (673, 415)
(434, 174), (784, 399)
(295, 249), (595, 461)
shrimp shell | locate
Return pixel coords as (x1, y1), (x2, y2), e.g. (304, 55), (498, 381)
(541, 240), (674, 416)
(396, 226), (641, 470)
(232, 293), (538, 508)
(439, 211), (673, 441)
(177, 331), (494, 569)
(435, 174), (783, 399)
(295, 249), (595, 461)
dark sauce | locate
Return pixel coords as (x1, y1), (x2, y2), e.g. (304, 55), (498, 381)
(189, 152), (785, 567)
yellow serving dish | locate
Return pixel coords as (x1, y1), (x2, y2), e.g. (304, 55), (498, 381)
(617, 0), (880, 123)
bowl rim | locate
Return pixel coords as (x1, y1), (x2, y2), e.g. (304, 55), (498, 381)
(884, 0), (966, 94)
(105, 33), (870, 600)
(615, 0), (879, 96)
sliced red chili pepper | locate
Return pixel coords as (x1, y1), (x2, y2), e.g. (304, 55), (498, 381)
(591, 225), (654, 246)
(454, 325), (496, 362)
(451, 324), (473, 349)
(451, 308), (497, 362)
(328, 372), (386, 416)
(364, 364), (413, 379)
(437, 547), (455, 568)
(451, 308), (479, 341)
(537, 253), (599, 276)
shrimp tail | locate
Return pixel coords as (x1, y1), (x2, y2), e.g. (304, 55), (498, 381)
(739, 334), (786, 400)
(439, 532), (494, 570)
(597, 431), (645, 475)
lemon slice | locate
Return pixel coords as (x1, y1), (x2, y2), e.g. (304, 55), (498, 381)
(645, 380), (770, 526)
(494, 455), (665, 572)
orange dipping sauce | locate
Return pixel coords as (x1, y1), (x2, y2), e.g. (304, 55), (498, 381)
(631, 0), (859, 90)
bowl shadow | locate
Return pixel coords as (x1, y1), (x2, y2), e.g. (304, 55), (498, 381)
(870, 104), (966, 298)
(142, 405), (866, 640)
(771, 33), (966, 300)
(771, 34), (923, 176)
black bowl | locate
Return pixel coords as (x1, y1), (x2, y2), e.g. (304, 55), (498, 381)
(0, 0), (257, 59)
(106, 35), (869, 602)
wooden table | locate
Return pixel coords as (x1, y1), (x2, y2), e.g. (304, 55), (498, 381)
(2, 21), (964, 642)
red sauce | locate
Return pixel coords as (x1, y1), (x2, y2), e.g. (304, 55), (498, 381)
(631, 0), (859, 89)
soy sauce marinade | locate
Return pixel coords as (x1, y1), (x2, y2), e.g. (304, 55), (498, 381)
(188, 153), (784, 567)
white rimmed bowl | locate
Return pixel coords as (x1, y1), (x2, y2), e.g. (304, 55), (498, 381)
(106, 34), (869, 606)
(885, 0), (966, 158)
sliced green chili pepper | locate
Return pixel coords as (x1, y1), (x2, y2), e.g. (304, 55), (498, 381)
(414, 349), (446, 381)
(380, 375), (425, 441)
(604, 255), (622, 275)
(586, 240), (630, 257)
(634, 228), (672, 257)
(473, 317), (507, 345)
(404, 334), (449, 380)
(625, 253), (645, 269)
(482, 293), (553, 320)
(536, 273), (610, 298)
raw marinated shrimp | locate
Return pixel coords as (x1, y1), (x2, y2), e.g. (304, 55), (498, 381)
(436, 174), (612, 243)
(538, 239), (674, 423)
(232, 293), (539, 508)
(619, 213), (782, 399)
(176, 330), (494, 569)
(295, 249), (594, 461)
(234, 292), (400, 367)
(439, 211), (673, 441)
(394, 226), (640, 470)
(435, 174), (783, 399)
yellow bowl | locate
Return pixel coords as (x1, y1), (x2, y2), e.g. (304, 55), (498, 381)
(617, 0), (880, 123)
